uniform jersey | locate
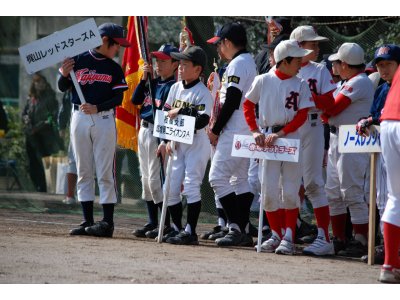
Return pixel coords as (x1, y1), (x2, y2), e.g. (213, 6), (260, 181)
(381, 67), (400, 121)
(71, 50), (128, 108)
(298, 61), (337, 112)
(219, 51), (257, 132)
(370, 82), (390, 124)
(245, 71), (314, 127)
(329, 73), (374, 126)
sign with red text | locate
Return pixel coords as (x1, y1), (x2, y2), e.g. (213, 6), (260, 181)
(231, 134), (300, 162)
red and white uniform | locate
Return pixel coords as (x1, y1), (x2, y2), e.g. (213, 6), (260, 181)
(326, 72), (374, 224)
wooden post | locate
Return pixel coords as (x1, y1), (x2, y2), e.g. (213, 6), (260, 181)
(368, 152), (377, 265)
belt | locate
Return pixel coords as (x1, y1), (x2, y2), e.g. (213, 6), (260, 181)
(73, 104), (80, 111)
(330, 125), (338, 134)
(141, 120), (154, 128)
(309, 113), (318, 120)
(271, 125), (284, 133)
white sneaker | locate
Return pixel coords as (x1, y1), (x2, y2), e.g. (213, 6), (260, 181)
(62, 197), (76, 205)
(379, 265), (400, 283)
(303, 236), (335, 256)
(275, 238), (296, 255)
(255, 235), (281, 253)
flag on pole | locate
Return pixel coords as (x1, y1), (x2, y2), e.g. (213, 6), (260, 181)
(115, 16), (146, 152)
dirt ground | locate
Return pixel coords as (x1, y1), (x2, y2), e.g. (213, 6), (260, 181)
(0, 207), (382, 284)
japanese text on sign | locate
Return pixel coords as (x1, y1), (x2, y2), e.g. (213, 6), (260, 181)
(338, 125), (381, 153)
(153, 110), (195, 145)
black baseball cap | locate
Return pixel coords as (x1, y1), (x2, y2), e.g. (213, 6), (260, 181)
(98, 23), (131, 47)
(207, 22), (247, 46)
(151, 44), (179, 60)
(170, 46), (207, 69)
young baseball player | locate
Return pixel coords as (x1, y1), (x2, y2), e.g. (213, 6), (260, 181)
(324, 43), (374, 256)
(244, 39), (314, 255)
(161, 46), (213, 245)
(207, 22), (257, 247)
(58, 23), (130, 237)
(131, 44), (179, 239)
(356, 44), (400, 264)
(290, 25), (337, 256)
(378, 66), (400, 283)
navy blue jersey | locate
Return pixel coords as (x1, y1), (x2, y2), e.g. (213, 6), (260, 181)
(131, 76), (176, 123)
(58, 50), (128, 112)
(370, 82), (390, 124)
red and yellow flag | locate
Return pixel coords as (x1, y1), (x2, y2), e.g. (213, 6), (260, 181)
(115, 16), (146, 152)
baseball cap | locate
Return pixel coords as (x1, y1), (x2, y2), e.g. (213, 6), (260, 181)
(373, 44), (400, 64)
(290, 25), (328, 43)
(207, 22), (247, 46)
(266, 34), (289, 50)
(98, 23), (131, 47)
(151, 44), (179, 60)
(274, 39), (313, 63)
(170, 46), (207, 69)
(328, 43), (365, 65)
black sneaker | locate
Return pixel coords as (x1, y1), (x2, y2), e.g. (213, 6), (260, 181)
(146, 225), (173, 239)
(166, 230), (199, 245)
(70, 221), (93, 236)
(361, 244), (385, 264)
(200, 225), (222, 240)
(248, 223), (258, 238)
(254, 228), (272, 245)
(85, 221), (114, 238)
(132, 223), (157, 238)
(209, 226), (229, 240)
(215, 228), (243, 247)
(337, 239), (367, 258)
(295, 219), (317, 244)
(162, 230), (179, 242)
(239, 233), (254, 247)
(332, 237), (347, 254)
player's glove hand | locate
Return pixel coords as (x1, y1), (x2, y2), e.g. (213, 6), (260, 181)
(356, 117), (372, 137)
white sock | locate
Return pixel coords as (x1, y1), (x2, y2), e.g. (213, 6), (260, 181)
(218, 217), (226, 227)
(185, 224), (192, 234)
(284, 228), (293, 242)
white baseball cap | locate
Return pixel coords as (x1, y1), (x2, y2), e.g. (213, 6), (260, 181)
(328, 42), (365, 65)
(274, 39), (313, 63)
(290, 25), (329, 43)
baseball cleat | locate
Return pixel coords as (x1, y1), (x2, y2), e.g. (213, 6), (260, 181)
(215, 228), (243, 247)
(200, 225), (222, 240)
(132, 223), (157, 238)
(302, 236), (335, 256)
(69, 221), (93, 236)
(337, 239), (367, 258)
(275, 238), (296, 255)
(85, 221), (114, 238)
(255, 235), (281, 253)
(379, 265), (400, 284)
(146, 225), (174, 239)
(208, 226), (229, 240)
(166, 230), (199, 245)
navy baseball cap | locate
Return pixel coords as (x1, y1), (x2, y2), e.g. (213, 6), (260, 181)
(374, 44), (400, 64)
(151, 44), (179, 60)
(207, 22), (247, 46)
(170, 46), (207, 69)
(98, 23), (131, 47)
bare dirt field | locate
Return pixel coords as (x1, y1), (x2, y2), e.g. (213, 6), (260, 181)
(0, 207), (382, 284)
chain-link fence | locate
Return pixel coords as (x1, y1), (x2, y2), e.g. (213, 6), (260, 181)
(1, 16), (400, 227)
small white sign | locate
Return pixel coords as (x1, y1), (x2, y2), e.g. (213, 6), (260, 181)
(153, 110), (196, 145)
(19, 18), (102, 74)
(338, 125), (381, 153)
(231, 134), (300, 162)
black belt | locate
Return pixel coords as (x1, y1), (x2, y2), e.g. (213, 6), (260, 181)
(309, 113), (318, 120)
(271, 125), (284, 133)
(141, 120), (153, 128)
(73, 104), (80, 111)
(330, 125), (337, 134)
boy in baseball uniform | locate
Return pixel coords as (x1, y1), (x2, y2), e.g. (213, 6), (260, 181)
(162, 46), (213, 245)
(324, 43), (374, 257)
(244, 39), (314, 255)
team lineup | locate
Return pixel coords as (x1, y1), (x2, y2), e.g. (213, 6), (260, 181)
(57, 20), (400, 284)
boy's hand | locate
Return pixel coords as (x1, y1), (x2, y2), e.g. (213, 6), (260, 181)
(141, 62), (152, 81)
(252, 130), (265, 147)
(166, 141), (174, 155)
(207, 128), (218, 147)
(167, 108), (180, 119)
(60, 58), (75, 77)
(156, 142), (166, 161)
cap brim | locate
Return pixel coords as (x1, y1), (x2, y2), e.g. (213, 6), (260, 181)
(207, 36), (221, 44)
(113, 38), (131, 47)
(292, 48), (313, 58)
(170, 52), (191, 61)
(328, 53), (340, 61)
(306, 36), (329, 42)
(373, 55), (393, 64)
(151, 51), (171, 60)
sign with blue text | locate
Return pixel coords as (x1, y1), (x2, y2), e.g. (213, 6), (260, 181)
(338, 125), (381, 153)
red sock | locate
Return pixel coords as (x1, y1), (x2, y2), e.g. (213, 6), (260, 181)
(331, 213), (347, 241)
(266, 210), (283, 239)
(278, 208), (286, 236)
(285, 208), (299, 242)
(352, 223), (368, 242)
(383, 222), (400, 268)
(314, 205), (331, 242)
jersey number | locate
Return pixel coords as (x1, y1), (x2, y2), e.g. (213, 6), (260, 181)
(285, 92), (299, 111)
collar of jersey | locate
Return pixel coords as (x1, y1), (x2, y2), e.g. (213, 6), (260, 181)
(301, 61), (309, 67)
(183, 78), (200, 89)
(89, 49), (107, 60)
(232, 49), (248, 60)
(275, 69), (292, 80)
(159, 75), (175, 84)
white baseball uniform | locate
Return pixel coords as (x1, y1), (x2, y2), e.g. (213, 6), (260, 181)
(163, 80), (212, 206)
(326, 72), (374, 224)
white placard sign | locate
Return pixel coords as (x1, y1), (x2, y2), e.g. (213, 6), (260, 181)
(231, 134), (300, 162)
(153, 110), (196, 145)
(338, 125), (381, 153)
(18, 18), (102, 74)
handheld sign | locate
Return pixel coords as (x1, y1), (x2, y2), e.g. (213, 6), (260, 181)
(338, 125), (381, 153)
(231, 134), (300, 162)
(153, 110), (196, 145)
(18, 18), (102, 75)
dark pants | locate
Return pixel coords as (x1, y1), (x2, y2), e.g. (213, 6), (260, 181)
(26, 136), (47, 192)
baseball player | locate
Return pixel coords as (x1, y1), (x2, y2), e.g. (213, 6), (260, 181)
(207, 22), (257, 247)
(131, 44), (179, 239)
(161, 46), (213, 245)
(244, 39), (314, 255)
(324, 43), (374, 256)
(58, 23), (130, 237)
(289, 25), (337, 256)
(378, 66), (400, 283)
(356, 44), (400, 263)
